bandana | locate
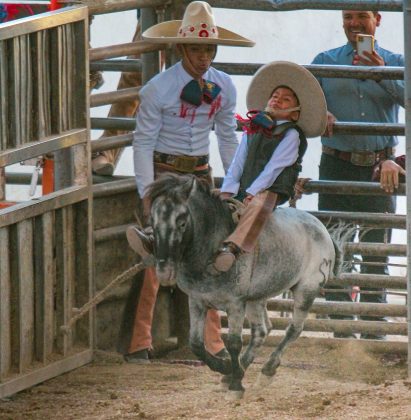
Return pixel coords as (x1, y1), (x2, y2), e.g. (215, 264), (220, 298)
(235, 110), (276, 135)
(180, 79), (221, 107)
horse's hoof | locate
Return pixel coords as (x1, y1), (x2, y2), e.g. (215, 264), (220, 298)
(254, 372), (274, 388)
(225, 389), (245, 401)
(219, 375), (231, 391)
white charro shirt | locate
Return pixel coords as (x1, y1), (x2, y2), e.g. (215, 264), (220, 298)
(133, 61), (239, 197)
(221, 122), (300, 197)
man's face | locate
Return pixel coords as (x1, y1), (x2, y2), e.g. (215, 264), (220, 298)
(181, 44), (216, 76)
(342, 10), (381, 44)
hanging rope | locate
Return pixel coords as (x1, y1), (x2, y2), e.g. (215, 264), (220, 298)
(60, 260), (150, 334)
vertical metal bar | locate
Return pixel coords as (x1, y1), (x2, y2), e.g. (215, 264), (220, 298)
(141, 8), (159, 84)
(0, 227), (11, 381)
(403, 0), (411, 378)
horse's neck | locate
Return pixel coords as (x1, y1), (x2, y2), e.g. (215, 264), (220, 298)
(186, 195), (233, 260)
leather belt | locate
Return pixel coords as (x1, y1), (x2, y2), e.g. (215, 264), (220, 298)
(153, 151), (209, 173)
(322, 146), (395, 167)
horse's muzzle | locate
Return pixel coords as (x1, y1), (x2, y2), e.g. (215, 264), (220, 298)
(156, 261), (176, 287)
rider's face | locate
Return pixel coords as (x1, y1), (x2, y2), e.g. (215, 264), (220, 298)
(180, 44), (216, 77)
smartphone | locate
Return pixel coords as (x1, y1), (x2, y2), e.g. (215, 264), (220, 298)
(356, 34), (374, 57)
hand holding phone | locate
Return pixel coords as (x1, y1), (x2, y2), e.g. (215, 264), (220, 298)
(356, 34), (374, 57)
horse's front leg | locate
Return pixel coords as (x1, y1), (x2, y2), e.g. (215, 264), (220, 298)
(225, 303), (246, 399)
(188, 298), (231, 375)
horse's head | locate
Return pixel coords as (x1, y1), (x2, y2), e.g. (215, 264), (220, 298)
(147, 174), (204, 286)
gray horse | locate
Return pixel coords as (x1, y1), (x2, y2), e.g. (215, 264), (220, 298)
(147, 173), (342, 399)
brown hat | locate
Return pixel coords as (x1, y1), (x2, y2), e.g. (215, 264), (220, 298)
(246, 61), (327, 137)
(142, 1), (254, 47)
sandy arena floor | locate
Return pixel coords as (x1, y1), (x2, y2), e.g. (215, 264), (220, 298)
(0, 338), (410, 420)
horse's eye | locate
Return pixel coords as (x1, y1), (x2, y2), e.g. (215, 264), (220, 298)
(177, 219), (186, 230)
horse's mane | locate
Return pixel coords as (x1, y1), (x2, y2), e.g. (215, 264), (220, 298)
(146, 173), (213, 202)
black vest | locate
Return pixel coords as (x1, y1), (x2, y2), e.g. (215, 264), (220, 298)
(239, 122), (307, 198)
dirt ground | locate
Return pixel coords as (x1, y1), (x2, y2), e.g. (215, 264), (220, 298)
(0, 339), (410, 420)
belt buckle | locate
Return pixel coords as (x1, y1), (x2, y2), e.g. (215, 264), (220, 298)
(174, 155), (198, 173)
(350, 151), (375, 167)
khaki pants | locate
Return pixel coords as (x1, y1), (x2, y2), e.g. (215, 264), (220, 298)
(226, 190), (278, 253)
(128, 164), (224, 355)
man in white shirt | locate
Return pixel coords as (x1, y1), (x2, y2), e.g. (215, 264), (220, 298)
(124, 1), (254, 363)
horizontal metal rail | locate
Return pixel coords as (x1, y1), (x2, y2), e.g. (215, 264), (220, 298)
(305, 180), (406, 196)
(221, 316), (407, 336)
(90, 116), (405, 136)
(311, 210), (406, 229)
(346, 242), (406, 257)
(90, 41), (166, 61)
(330, 273), (406, 290)
(87, 0), (168, 15)
(90, 59), (142, 72)
(90, 87), (140, 108)
(213, 63), (404, 80)
(208, 0), (402, 12)
(268, 298), (406, 317)
(91, 133), (133, 154)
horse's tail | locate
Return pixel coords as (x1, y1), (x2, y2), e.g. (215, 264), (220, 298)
(328, 223), (357, 278)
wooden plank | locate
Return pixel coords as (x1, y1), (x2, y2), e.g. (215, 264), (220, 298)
(0, 185), (88, 228)
(17, 219), (35, 371)
(64, 206), (75, 351)
(34, 212), (55, 362)
(10, 37), (21, 148)
(0, 228), (11, 381)
(73, 200), (94, 348)
(55, 207), (75, 355)
(0, 349), (93, 399)
(0, 40), (8, 151)
(0, 128), (87, 167)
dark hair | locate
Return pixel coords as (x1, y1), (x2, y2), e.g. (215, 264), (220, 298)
(269, 85), (300, 105)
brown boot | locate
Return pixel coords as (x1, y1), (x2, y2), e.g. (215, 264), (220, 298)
(126, 226), (154, 258)
(214, 242), (241, 272)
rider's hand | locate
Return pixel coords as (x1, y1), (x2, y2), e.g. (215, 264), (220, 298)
(220, 192), (234, 201)
(323, 111), (336, 137)
(243, 194), (254, 206)
(379, 160), (406, 193)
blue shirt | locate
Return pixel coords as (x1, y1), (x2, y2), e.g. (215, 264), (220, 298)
(312, 42), (404, 152)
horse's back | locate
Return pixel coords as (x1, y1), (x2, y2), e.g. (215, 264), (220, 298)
(239, 207), (335, 299)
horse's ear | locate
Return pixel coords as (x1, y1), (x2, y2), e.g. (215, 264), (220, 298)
(179, 175), (197, 200)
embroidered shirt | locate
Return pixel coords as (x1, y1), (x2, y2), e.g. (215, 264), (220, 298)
(133, 61), (238, 197)
(221, 121), (300, 197)
(312, 42), (404, 152)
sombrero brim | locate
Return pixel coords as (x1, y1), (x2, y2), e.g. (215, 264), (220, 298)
(246, 61), (327, 137)
(142, 20), (255, 47)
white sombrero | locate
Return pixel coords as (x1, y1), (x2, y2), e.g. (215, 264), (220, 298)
(246, 61), (327, 137)
(142, 1), (255, 47)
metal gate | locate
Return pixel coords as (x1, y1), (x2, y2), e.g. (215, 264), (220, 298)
(0, 6), (93, 398)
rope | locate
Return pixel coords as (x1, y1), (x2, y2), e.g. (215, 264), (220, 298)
(60, 261), (147, 334)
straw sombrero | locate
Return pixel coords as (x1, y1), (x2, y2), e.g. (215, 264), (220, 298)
(142, 1), (254, 47)
(246, 61), (327, 137)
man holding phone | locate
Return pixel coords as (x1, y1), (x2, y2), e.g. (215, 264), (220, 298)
(311, 10), (405, 339)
